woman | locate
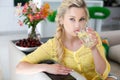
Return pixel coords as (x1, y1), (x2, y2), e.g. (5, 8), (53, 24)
(16, 0), (113, 79)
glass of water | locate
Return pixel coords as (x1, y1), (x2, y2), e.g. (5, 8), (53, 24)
(77, 27), (95, 48)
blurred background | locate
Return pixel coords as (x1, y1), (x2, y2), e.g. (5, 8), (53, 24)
(0, 0), (120, 80)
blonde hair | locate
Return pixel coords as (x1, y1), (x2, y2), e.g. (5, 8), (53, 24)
(54, 0), (89, 62)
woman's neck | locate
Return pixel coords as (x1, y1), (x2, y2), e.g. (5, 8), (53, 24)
(62, 34), (82, 51)
(63, 33), (78, 43)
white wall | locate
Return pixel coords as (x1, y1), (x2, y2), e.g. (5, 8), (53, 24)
(0, 0), (28, 80)
(0, 0), (28, 33)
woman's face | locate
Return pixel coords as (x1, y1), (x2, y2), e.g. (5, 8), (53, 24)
(62, 7), (87, 37)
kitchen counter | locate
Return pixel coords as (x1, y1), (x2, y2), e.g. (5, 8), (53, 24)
(9, 37), (53, 80)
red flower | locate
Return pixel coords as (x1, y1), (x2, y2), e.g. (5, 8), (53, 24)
(34, 13), (41, 20)
(18, 20), (23, 26)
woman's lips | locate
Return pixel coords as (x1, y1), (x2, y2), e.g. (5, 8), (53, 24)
(74, 30), (80, 34)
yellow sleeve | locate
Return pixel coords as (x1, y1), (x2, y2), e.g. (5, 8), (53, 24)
(95, 32), (111, 79)
(21, 38), (56, 64)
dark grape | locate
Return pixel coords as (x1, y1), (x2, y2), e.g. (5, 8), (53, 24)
(15, 38), (42, 47)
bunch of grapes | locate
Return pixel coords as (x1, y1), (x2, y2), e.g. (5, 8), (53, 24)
(16, 38), (42, 47)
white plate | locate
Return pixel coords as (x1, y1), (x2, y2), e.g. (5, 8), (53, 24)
(15, 45), (38, 52)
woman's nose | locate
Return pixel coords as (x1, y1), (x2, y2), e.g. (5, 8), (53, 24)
(75, 22), (80, 28)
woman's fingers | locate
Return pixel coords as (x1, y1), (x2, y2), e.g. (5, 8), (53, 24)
(85, 28), (99, 48)
(46, 64), (72, 75)
(57, 69), (71, 75)
(86, 27), (94, 32)
(56, 64), (72, 75)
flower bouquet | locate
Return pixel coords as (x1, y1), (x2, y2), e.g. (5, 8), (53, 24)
(16, 1), (51, 39)
(15, 0), (52, 51)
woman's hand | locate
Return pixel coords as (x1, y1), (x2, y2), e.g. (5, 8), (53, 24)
(45, 64), (72, 75)
(16, 61), (72, 75)
(86, 28), (107, 74)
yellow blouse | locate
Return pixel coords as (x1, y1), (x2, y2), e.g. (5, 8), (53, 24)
(21, 33), (110, 80)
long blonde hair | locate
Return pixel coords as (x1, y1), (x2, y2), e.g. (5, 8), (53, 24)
(54, 0), (89, 62)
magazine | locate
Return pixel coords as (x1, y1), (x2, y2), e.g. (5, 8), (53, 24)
(39, 60), (86, 80)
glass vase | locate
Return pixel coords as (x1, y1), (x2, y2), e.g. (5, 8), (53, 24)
(28, 26), (40, 40)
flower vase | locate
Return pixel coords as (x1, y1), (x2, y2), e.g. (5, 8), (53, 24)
(28, 26), (40, 40)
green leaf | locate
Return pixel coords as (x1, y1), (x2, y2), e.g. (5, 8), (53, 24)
(47, 10), (57, 22)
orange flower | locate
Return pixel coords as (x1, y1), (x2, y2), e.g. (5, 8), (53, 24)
(27, 14), (34, 22)
(43, 3), (50, 9)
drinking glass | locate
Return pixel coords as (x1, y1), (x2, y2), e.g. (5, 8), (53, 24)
(77, 27), (95, 48)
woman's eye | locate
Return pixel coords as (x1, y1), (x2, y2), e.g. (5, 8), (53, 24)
(70, 18), (75, 21)
(79, 18), (85, 21)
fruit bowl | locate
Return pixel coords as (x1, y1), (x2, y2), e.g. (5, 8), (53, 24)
(15, 38), (42, 52)
(15, 45), (38, 52)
